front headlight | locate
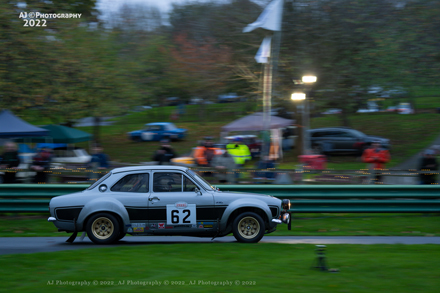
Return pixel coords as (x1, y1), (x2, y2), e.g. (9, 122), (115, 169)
(282, 199), (291, 211)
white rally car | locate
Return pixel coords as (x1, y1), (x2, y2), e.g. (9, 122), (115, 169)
(48, 166), (290, 244)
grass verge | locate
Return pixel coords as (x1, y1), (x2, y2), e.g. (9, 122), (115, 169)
(1, 213), (439, 237)
(0, 244), (439, 292)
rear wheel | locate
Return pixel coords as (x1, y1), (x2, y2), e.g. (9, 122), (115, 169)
(232, 212), (265, 243)
(86, 213), (120, 244)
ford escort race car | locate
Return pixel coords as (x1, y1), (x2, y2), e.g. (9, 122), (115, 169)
(48, 166), (290, 244)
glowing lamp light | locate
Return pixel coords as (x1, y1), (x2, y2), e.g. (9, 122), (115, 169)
(302, 75), (317, 83)
(291, 92), (306, 100)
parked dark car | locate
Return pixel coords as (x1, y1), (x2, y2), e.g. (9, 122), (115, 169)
(308, 127), (390, 155)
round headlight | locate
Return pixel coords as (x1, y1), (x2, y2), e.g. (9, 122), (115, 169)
(282, 199), (291, 210)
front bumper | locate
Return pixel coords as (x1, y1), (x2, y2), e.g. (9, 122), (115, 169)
(271, 212), (291, 225)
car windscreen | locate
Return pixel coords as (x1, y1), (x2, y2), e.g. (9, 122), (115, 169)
(350, 129), (366, 138)
(165, 124), (177, 131)
(87, 172), (111, 190)
(187, 169), (214, 191)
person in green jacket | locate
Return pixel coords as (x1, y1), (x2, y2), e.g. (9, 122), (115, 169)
(226, 137), (251, 166)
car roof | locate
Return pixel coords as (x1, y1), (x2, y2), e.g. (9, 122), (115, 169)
(145, 122), (173, 126)
(225, 135), (257, 139)
(111, 165), (189, 174)
(309, 127), (353, 131)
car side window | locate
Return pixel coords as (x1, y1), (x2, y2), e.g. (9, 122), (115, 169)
(111, 173), (149, 193)
(183, 176), (198, 192)
(327, 131), (342, 137)
(153, 173), (182, 192)
(339, 131), (354, 138)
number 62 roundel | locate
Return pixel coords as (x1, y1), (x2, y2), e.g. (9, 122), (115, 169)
(166, 203), (196, 225)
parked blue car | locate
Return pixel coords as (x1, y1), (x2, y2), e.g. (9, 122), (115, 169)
(128, 122), (187, 142)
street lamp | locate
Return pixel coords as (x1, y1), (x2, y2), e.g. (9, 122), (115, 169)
(302, 75), (317, 83)
(291, 92), (306, 101)
(301, 75), (316, 153)
(291, 92), (307, 155)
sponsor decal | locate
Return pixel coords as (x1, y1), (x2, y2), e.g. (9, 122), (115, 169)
(131, 223), (146, 228)
(175, 201), (188, 209)
(150, 224), (157, 229)
(203, 225), (213, 228)
(133, 227), (144, 232)
(197, 222), (214, 225)
(158, 223), (165, 229)
(165, 226), (173, 229)
(198, 225), (204, 228)
(192, 224), (197, 228)
(127, 227), (133, 233)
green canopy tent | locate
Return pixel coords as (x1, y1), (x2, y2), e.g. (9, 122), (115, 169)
(17, 124), (92, 143)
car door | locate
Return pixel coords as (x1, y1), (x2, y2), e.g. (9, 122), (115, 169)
(338, 131), (359, 151)
(148, 171), (215, 233)
(110, 172), (151, 234)
(326, 131), (346, 150)
(141, 126), (155, 141)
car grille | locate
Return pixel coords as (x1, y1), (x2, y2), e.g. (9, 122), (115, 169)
(270, 207), (279, 218)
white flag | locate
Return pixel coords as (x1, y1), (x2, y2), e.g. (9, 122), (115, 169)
(243, 0), (284, 33)
(255, 37), (272, 63)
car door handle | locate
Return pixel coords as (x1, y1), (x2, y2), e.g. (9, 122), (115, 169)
(149, 197), (160, 201)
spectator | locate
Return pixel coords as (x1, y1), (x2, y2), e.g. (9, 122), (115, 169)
(255, 156), (276, 180)
(193, 137), (220, 167)
(211, 145), (236, 183)
(226, 137), (251, 167)
(0, 142), (20, 183)
(90, 145), (109, 169)
(419, 149), (438, 185)
(361, 141), (390, 184)
(30, 148), (52, 183)
(152, 139), (177, 165)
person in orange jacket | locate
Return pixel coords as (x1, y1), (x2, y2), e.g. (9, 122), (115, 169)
(361, 141), (390, 183)
(194, 137), (221, 167)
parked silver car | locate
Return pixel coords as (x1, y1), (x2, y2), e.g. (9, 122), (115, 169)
(48, 166), (290, 244)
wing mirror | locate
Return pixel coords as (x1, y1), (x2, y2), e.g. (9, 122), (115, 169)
(194, 187), (202, 196)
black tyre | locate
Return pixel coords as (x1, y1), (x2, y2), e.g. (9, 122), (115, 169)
(86, 213), (120, 244)
(117, 233), (126, 241)
(232, 212), (265, 243)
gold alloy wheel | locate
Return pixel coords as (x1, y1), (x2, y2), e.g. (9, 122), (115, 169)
(237, 216), (260, 239)
(91, 217), (114, 240)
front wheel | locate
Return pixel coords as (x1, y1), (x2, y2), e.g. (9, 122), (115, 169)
(86, 213), (120, 244)
(232, 212), (265, 243)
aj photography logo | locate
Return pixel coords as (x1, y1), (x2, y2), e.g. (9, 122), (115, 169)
(18, 12), (82, 27)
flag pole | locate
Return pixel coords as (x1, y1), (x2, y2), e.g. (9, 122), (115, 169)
(262, 39), (272, 158)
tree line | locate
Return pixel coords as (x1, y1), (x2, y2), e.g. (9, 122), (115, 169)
(1, 0), (439, 126)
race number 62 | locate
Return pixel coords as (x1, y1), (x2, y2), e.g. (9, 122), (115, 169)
(166, 204), (196, 225)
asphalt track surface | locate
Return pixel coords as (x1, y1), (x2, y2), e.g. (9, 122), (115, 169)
(1, 236), (439, 255)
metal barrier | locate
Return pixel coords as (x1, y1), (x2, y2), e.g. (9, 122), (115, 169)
(1, 184), (440, 213)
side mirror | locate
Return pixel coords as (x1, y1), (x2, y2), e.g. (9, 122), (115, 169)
(194, 187), (202, 196)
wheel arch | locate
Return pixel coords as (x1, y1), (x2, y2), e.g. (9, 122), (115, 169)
(77, 198), (130, 232)
(222, 200), (271, 233)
